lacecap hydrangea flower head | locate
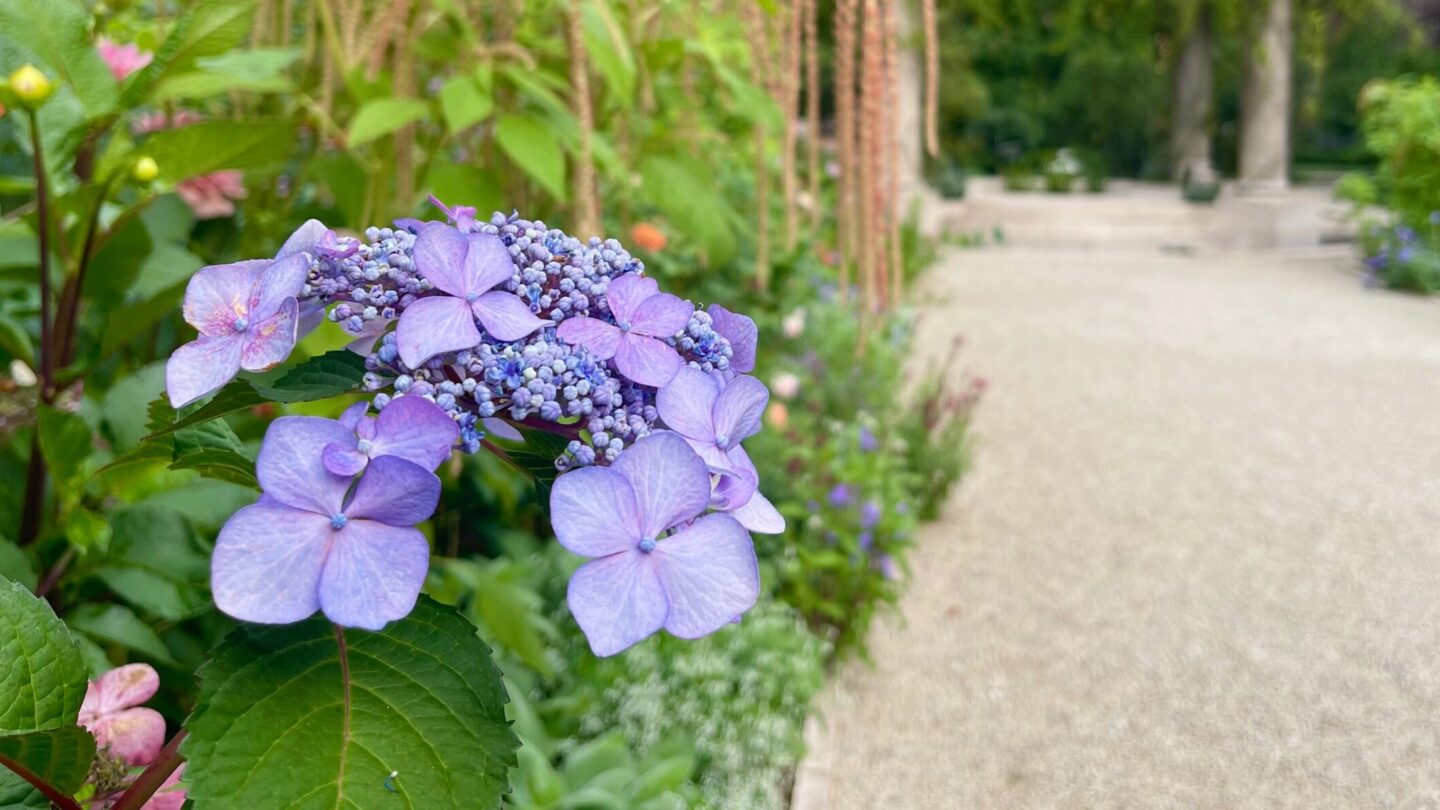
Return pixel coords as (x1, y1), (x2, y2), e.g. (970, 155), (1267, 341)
(165, 199), (783, 654)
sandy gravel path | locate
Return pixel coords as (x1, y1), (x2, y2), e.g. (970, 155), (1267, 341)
(817, 246), (1440, 808)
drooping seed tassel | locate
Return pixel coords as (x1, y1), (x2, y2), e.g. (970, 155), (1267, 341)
(883, 0), (904, 305)
(804, 0), (822, 232)
(922, 0), (940, 159)
(567, 0), (601, 240)
(858, 0), (884, 314)
(834, 0), (859, 300)
(781, 0), (803, 250)
(745, 2), (773, 290)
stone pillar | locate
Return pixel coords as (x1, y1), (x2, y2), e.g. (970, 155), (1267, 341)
(1172, 10), (1216, 184)
(1238, 0), (1292, 194)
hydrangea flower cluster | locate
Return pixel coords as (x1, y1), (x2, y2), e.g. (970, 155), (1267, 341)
(165, 199), (784, 654)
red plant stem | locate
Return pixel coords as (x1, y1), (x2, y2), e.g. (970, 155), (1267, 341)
(53, 176), (116, 370)
(34, 546), (74, 598)
(110, 730), (188, 810)
(0, 751), (83, 810)
(19, 111), (52, 548)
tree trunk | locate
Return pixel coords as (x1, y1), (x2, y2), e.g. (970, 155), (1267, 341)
(1238, 0), (1292, 193)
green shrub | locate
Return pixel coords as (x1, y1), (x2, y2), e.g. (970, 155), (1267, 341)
(1358, 76), (1440, 228)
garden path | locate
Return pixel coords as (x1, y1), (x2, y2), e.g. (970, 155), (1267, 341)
(803, 242), (1440, 808)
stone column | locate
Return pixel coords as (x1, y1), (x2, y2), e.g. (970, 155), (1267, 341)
(1238, 0), (1292, 194)
(1172, 9), (1216, 185)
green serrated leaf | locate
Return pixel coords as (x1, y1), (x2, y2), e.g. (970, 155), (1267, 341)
(0, 578), (87, 732)
(183, 598), (519, 809)
(139, 120), (296, 182)
(66, 604), (176, 666)
(0, 727), (96, 796)
(168, 448), (259, 489)
(252, 350), (368, 402)
(348, 98), (430, 147)
(495, 114), (568, 202)
(492, 424), (570, 502)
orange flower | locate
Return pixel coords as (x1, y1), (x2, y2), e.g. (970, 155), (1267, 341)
(765, 402), (790, 430)
(630, 222), (667, 252)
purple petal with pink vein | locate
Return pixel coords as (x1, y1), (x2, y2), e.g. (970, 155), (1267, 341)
(318, 520), (430, 630)
(239, 298), (299, 372)
(550, 467), (642, 557)
(604, 273), (659, 323)
(211, 503), (330, 624)
(165, 335), (244, 408)
(465, 233), (517, 292)
(652, 514), (759, 638)
(656, 366), (720, 442)
(344, 455), (440, 526)
(614, 334), (683, 387)
(412, 221), (472, 296)
(711, 375), (768, 445)
(471, 291), (545, 341)
(629, 292), (692, 338)
(395, 295), (480, 368)
(371, 395), (458, 471)
(610, 431), (711, 538)
(556, 316), (622, 359)
(567, 550), (668, 657)
(708, 304), (757, 373)
(255, 416), (354, 515)
(181, 260), (267, 336)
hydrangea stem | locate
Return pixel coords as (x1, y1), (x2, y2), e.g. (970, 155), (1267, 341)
(0, 752), (82, 810)
(19, 110), (51, 547)
(110, 730), (187, 810)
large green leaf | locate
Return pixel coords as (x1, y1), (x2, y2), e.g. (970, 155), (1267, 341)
(139, 120), (297, 182)
(0, 0), (117, 117)
(495, 114), (568, 202)
(581, 2), (635, 105)
(0, 727), (96, 796)
(183, 598), (519, 808)
(0, 578), (87, 732)
(170, 419), (257, 490)
(348, 98), (430, 147)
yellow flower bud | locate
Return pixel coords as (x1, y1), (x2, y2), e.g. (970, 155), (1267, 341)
(132, 156), (159, 183)
(7, 64), (53, 108)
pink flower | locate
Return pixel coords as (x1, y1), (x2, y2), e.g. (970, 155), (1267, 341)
(78, 664), (166, 767)
(141, 764), (187, 810)
(176, 170), (248, 219)
(96, 37), (153, 82)
(133, 110), (203, 135)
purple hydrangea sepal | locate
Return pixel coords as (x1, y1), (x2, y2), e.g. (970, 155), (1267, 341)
(396, 222), (545, 367)
(212, 416), (440, 631)
(655, 366), (768, 473)
(549, 431), (760, 656)
(710, 445), (785, 534)
(322, 395), (459, 476)
(707, 304), (757, 374)
(165, 253), (309, 408)
(556, 274), (693, 387)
